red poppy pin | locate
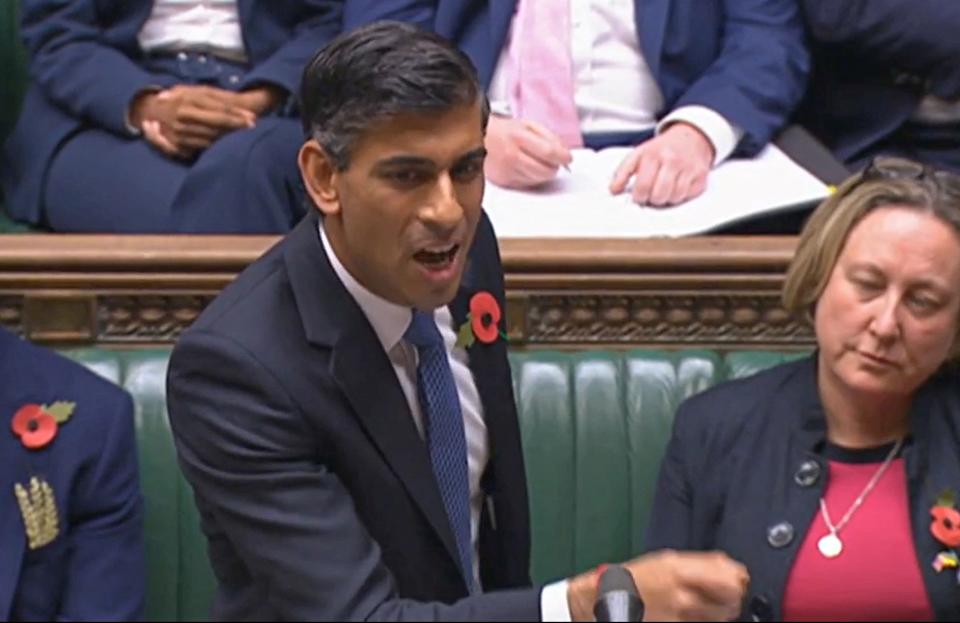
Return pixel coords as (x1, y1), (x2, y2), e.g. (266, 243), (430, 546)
(931, 489), (960, 582)
(11, 401), (76, 450)
(455, 291), (507, 349)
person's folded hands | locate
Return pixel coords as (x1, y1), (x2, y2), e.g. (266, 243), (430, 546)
(130, 85), (256, 159)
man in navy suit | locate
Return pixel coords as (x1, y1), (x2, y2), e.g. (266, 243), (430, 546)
(167, 21), (749, 621)
(1, 0), (342, 233)
(368, 0), (808, 207)
(797, 0), (960, 173)
(0, 327), (145, 621)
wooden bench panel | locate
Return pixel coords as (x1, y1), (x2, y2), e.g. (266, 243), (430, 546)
(0, 234), (813, 349)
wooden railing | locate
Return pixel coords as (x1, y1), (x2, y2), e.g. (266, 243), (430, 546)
(0, 235), (813, 349)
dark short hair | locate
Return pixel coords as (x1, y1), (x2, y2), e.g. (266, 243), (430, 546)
(299, 21), (490, 170)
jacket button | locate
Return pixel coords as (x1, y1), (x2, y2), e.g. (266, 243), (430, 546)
(767, 521), (794, 548)
(749, 595), (773, 622)
(794, 459), (821, 487)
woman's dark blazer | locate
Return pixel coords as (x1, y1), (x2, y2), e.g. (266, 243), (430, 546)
(645, 355), (960, 621)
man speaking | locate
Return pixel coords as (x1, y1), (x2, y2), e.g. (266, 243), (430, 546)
(166, 21), (747, 621)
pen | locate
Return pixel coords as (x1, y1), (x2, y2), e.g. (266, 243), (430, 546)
(523, 120), (572, 172)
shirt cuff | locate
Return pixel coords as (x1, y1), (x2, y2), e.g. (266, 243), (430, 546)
(656, 105), (744, 166)
(489, 98), (512, 118)
(124, 86), (164, 136)
(540, 579), (572, 622)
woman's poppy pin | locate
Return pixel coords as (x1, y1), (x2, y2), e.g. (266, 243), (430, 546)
(931, 489), (960, 583)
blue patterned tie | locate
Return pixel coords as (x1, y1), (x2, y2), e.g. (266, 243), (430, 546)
(404, 309), (476, 592)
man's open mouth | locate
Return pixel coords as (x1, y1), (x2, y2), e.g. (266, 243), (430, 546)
(414, 244), (460, 267)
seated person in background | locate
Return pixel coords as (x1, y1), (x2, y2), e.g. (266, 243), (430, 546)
(382, 0), (809, 206)
(1, 326), (145, 620)
(0, 0), (342, 233)
(797, 0), (960, 173)
(646, 157), (960, 621)
(167, 21), (749, 621)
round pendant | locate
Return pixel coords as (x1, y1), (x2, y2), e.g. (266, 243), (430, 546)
(818, 533), (843, 558)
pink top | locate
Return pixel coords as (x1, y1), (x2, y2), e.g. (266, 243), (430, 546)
(782, 450), (934, 622)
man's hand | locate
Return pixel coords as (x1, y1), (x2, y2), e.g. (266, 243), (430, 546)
(484, 116), (573, 189)
(564, 551), (748, 622)
(142, 119), (187, 159)
(233, 85), (285, 117)
(626, 550), (749, 621)
(565, 566), (602, 622)
(130, 85), (256, 158)
(609, 122), (714, 206)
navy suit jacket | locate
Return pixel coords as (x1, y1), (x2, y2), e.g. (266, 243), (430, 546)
(797, 0), (960, 166)
(166, 210), (539, 620)
(647, 356), (960, 621)
(1, 0), (343, 224)
(406, 0), (809, 157)
(0, 328), (145, 621)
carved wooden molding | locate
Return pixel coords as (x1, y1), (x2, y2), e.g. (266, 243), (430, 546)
(98, 295), (217, 343)
(0, 235), (813, 349)
(507, 292), (813, 348)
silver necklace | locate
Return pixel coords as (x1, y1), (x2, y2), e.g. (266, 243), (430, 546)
(817, 437), (904, 559)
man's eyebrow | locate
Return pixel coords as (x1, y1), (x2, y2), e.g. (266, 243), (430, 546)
(373, 155), (435, 169)
(374, 146), (487, 170)
(458, 147), (487, 161)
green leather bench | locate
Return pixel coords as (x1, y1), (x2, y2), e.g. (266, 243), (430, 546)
(60, 346), (803, 621)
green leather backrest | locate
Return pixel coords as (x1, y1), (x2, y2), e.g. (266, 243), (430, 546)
(63, 348), (216, 622)
(1, 0), (26, 147)
(60, 346), (805, 619)
(1, 1), (29, 227)
(510, 350), (723, 583)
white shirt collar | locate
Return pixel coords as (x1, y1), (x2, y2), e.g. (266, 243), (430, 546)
(319, 221), (412, 355)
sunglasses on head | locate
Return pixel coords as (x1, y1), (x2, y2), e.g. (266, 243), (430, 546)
(862, 156), (960, 198)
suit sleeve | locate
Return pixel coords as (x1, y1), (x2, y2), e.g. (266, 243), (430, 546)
(19, 0), (178, 135)
(167, 331), (540, 621)
(239, 1), (343, 102)
(58, 389), (146, 621)
(673, 0), (810, 156)
(643, 400), (698, 552)
(800, 0), (960, 99)
(341, 0), (435, 32)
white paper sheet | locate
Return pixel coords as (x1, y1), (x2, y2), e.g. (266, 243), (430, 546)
(481, 144), (830, 238)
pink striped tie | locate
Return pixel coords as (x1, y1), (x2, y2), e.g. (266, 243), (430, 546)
(507, 0), (583, 147)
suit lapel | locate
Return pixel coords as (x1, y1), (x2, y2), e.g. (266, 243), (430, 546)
(449, 257), (500, 431)
(235, 0), (252, 28)
(330, 330), (466, 571)
(636, 0), (671, 83)
(282, 214), (463, 572)
(488, 0), (518, 56)
(449, 245), (509, 488)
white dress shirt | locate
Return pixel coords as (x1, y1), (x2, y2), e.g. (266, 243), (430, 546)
(320, 223), (489, 587)
(489, 0), (743, 164)
(320, 223), (572, 620)
(138, 0), (247, 63)
(912, 94), (960, 124)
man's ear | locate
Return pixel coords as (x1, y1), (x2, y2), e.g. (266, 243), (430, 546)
(298, 140), (341, 217)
